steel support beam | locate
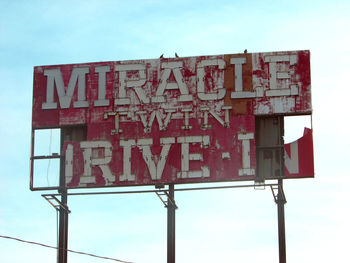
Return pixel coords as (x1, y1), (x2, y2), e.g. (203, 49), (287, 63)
(167, 184), (176, 263)
(58, 154), (69, 263)
(277, 179), (286, 263)
(57, 191), (68, 263)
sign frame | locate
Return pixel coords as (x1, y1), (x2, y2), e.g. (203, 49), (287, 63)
(30, 50), (313, 191)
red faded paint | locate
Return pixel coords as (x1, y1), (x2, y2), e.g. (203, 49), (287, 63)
(32, 50), (313, 188)
(32, 50), (312, 128)
(63, 115), (256, 188)
(284, 128), (314, 179)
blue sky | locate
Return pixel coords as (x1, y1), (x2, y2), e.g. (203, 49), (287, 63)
(1, 0), (350, 262)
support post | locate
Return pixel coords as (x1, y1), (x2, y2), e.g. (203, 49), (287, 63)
(58, 155), (69, 263)
(167, 184), (176, 263)
(58, 191), (68, 263)
(277, 179), (286, 263)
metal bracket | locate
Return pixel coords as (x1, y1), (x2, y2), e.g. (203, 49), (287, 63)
(254, 181), (266, 190)
(42, 194), (71, 213)
(270, 184), (287, 204)
(155, 191), (178, 209)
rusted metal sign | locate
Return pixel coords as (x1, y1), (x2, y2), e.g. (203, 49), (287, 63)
(32, 50), (312, 188)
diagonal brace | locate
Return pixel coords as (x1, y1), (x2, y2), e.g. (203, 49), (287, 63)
(42, 194), (71, 213)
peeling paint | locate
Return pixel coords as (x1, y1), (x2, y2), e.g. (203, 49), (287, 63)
(32, 50), (312, 188)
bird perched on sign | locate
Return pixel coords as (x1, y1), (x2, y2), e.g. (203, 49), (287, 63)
(175, 52), (179, 58)
(160, 54), (164, 58)
(244, 49), (247, 54)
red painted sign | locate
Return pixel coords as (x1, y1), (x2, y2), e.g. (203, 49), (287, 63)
(284, 128), (314, 179)
(62, 115), (255, 187)
(32, 50), (312, 188)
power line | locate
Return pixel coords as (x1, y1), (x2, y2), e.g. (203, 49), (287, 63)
(0, 235), (133, 263)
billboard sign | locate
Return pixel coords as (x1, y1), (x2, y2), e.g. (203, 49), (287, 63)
(31, 50), (312, 189)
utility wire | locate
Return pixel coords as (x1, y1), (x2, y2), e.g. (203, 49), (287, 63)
(0, 235), (133, 263)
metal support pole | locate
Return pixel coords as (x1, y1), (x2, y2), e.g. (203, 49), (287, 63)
(277, 179), (286, 263)
(58, 191), (68, 263)
(167, 184), (176, 263)
(58, 155), (69, 263)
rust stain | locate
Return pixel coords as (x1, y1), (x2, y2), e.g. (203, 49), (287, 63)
(223, 53), (253, 115)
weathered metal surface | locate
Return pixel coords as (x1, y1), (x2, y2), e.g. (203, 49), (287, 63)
(31, 50), (312, 188)
(62, 115), (256, 187)
(284, 128), (314, 178)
